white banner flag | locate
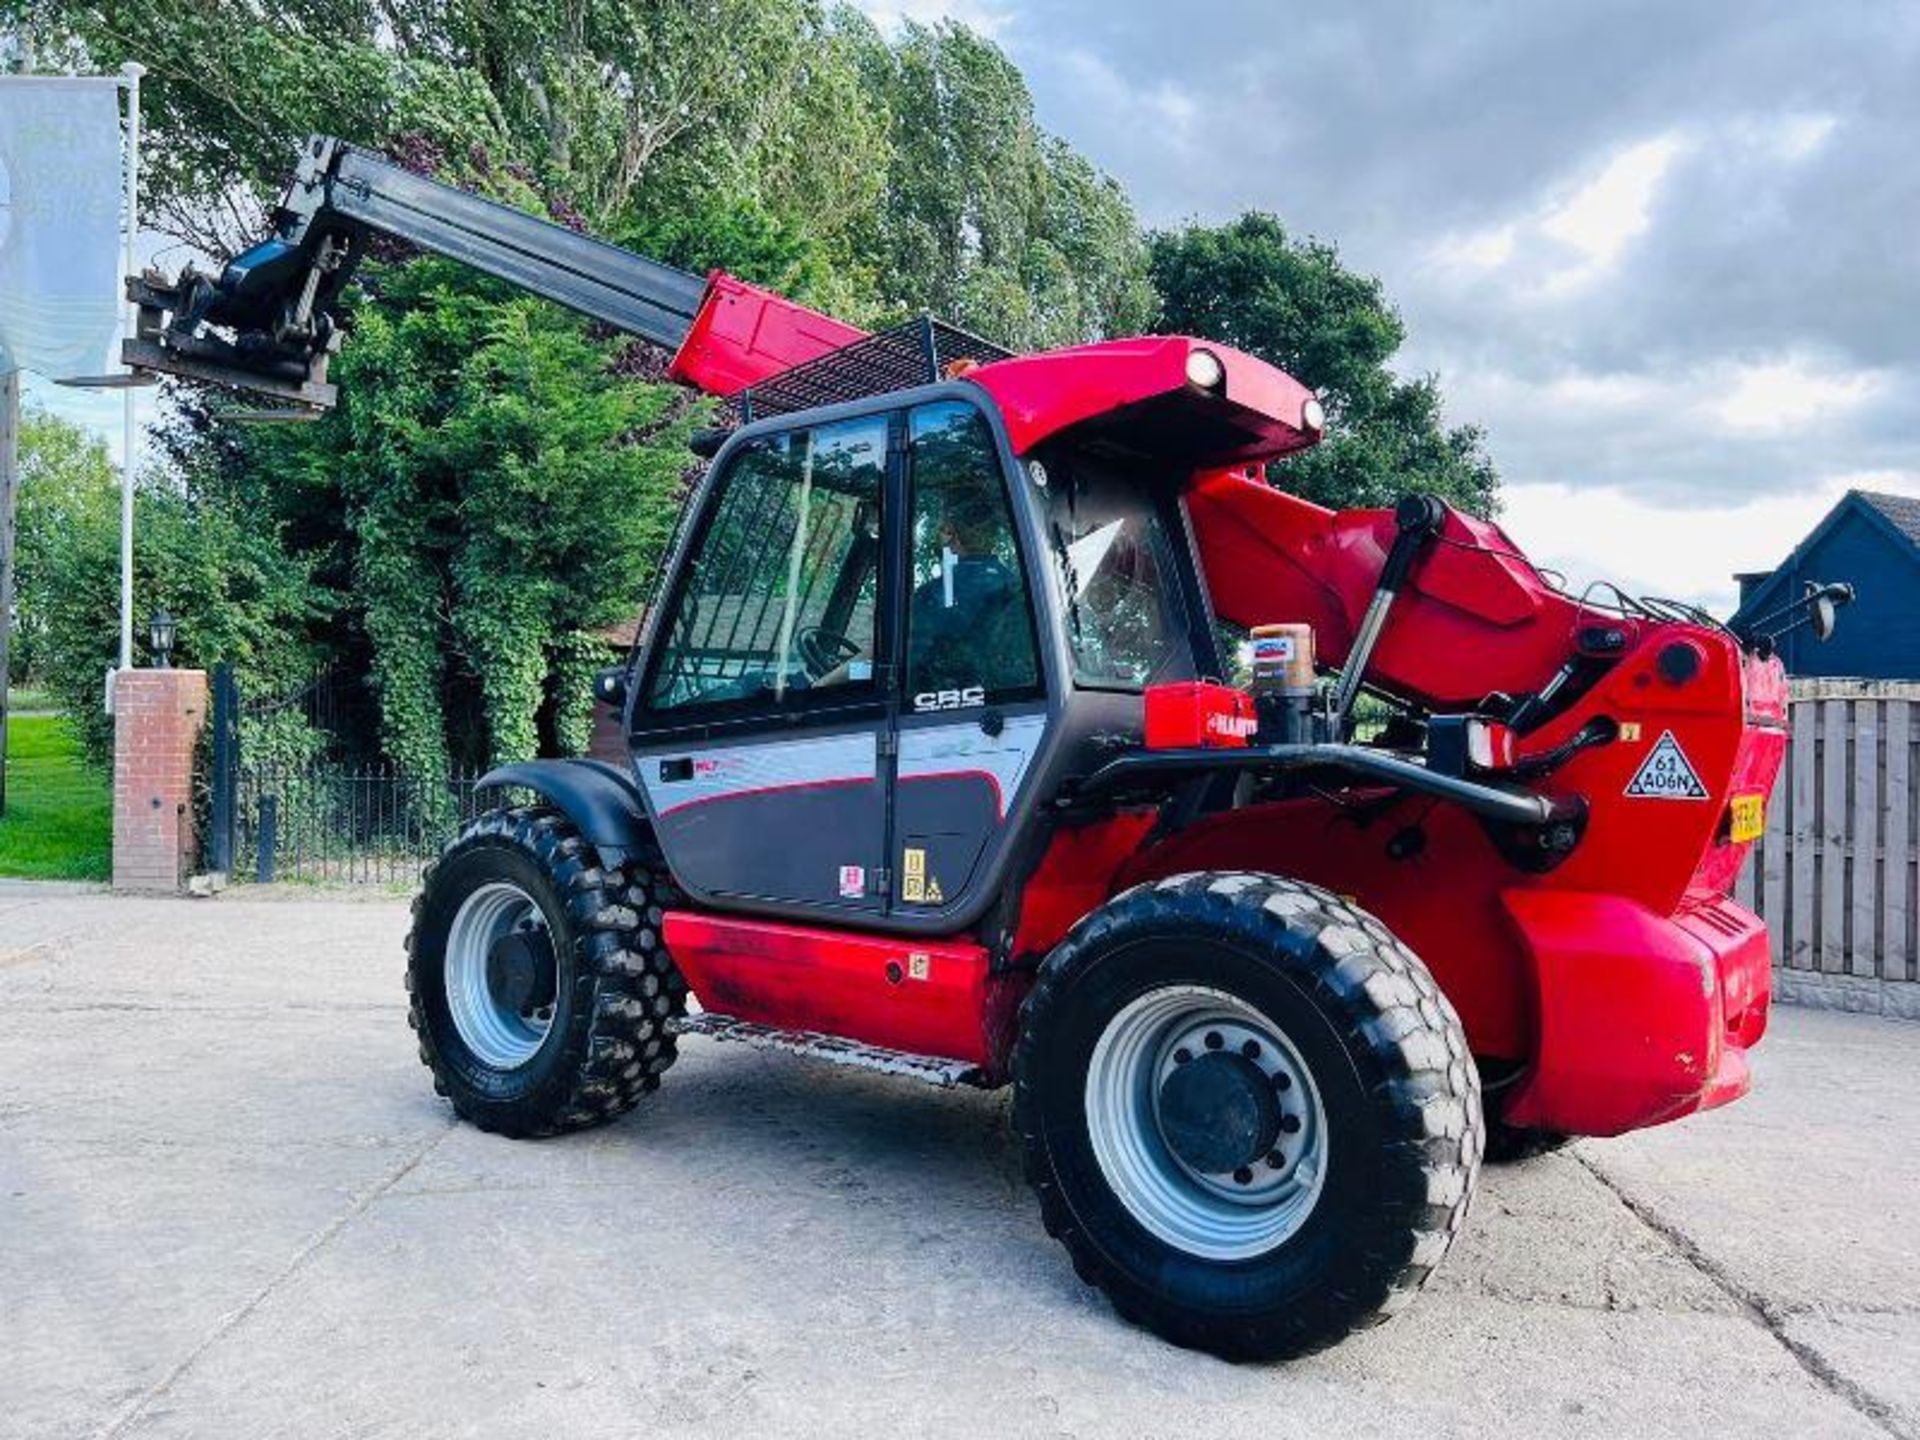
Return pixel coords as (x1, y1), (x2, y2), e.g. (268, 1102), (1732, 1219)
(0, 78), (125, 379)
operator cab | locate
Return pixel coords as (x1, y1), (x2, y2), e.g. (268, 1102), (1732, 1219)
(623, 381), (1222, 932)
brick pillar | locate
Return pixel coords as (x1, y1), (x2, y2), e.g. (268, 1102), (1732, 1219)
(113, 669), (209, 893)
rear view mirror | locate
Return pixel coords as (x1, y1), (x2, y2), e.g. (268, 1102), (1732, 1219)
(594, 665), (630, 708)
(1810, 594), (1837, 642)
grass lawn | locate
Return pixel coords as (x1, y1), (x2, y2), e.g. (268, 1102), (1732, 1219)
(0, 715), (112, 881)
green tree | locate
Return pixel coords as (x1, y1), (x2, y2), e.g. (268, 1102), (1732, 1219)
(1150, 212), (1498, 516)
(10, 410), (118, 687)
(26, 444), (326, 764)
(840, 13), (1154, 347)
(30, 0), (885, 254)
(217, 260), (699, 787)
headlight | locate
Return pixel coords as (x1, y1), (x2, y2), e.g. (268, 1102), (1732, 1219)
(1302, 398), (1326, 432)
(1185, 349), (1225, 390)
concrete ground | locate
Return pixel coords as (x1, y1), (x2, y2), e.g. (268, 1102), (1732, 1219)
(3, 881), (1916, 1440)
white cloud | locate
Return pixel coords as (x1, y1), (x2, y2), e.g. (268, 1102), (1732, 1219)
(1765, 111), (1839, 161)
(1495, 473), (1908, 615)
(1440, 351), (1891, 465)
(1424, 133), (1687, 296)
(1432, 222), (1515, 272)
(1537, 134), (1686, 280)
(1711, 356), (1885, 434)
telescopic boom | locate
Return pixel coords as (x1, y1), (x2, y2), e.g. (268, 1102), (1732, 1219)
(124, 135), (863, 409)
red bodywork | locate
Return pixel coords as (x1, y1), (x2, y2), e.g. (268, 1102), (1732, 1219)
(1144, 681), (1257, 750)
(1168, 469), (1785, 1133)
(666, 272), (868, 395)
(968, 336), (1322, 458)
(655, 308), (1786, 1137)
(663, 913), (1025, 1079)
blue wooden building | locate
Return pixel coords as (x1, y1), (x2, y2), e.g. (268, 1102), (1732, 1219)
(1730, 490), (1920, 679)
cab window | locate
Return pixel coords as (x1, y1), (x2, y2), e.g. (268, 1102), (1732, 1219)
(647, 415), (885, 714)
(1045, 459), (1186, 689)
(904, 401), (1041, 710)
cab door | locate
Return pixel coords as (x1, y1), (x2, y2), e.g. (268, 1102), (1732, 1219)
(887, 399), (1050, 920)
(629, 412), (894, 915)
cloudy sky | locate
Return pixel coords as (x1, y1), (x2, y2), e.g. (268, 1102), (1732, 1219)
(863, 0), (1920, 613)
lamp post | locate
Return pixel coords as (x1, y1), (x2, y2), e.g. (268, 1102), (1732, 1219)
(147, 608), (175, 669)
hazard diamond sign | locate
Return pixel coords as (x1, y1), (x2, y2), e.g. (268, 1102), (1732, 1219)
(1624, 730), (1709, 799)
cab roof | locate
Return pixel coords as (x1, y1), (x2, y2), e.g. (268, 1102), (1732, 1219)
(966, 335), (1323, 465)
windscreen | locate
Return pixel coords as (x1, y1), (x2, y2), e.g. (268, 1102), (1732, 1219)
(1043, 458), (1189, 689)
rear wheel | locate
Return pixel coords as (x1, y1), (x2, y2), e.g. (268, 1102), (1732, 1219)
(406, 806), (687, 1137)
(1014, 871), (1481, 1360)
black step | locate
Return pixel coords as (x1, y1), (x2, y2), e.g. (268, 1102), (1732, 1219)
(671, 1011), (985, 1088)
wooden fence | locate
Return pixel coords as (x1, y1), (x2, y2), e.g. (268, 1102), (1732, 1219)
(1736, 679), (1919, 1014)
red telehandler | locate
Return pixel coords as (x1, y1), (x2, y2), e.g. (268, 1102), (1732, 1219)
(128, 136), (1852, 1359)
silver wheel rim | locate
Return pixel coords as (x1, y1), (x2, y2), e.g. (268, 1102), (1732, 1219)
(1085, 984), (1328, 1262)
(445, 881), (556, 1070)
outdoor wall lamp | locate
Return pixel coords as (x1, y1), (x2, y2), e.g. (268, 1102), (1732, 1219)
(148, 609), (176, 669)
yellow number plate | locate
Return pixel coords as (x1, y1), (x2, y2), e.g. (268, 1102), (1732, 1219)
(1728, 794), (1765, 843)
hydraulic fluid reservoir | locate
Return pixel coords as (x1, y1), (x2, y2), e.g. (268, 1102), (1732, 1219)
(1250, 623), (1316, 745)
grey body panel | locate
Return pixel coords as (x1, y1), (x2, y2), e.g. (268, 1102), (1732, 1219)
(634, 726), (887, 914)
(890, 710), (1049, 921)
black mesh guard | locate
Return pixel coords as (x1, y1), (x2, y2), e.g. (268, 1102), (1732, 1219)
(737, 316), (1012, 422)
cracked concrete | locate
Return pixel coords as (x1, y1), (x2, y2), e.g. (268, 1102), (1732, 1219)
(1, 881), (1915, 1439)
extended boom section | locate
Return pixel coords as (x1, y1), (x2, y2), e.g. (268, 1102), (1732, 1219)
(125, 135), (861, 408)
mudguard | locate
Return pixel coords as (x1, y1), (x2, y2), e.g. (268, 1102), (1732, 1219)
(1497, 888), (1769, 1136)
(478, 759), (654, 868)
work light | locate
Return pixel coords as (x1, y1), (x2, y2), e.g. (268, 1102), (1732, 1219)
(1185, 349), (1225, 390)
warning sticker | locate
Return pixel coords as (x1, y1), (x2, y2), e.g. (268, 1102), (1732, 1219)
(1624, 730), (1709, 800)
(837, 865), (866, 899)
(901, 847), (944, 904)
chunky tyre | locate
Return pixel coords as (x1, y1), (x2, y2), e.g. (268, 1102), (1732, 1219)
(1013, 871), (1482, 1361)
(405, 806), (687, 1137)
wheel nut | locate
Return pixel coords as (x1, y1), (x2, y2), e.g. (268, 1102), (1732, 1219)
(1233, 1166), (1254, 1185)
(1265, 1150), (1284, 1168)
(1273, 1072), (1292, 1091)
(1173, 1047), (1193, 1065)
(1280, 1113), (1301, 1134)
(1241, 1039), (1262, 1059)
(1204, 1031), (1223, 1050)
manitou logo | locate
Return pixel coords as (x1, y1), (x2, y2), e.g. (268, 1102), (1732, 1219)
(1206, 711), (1258, 742)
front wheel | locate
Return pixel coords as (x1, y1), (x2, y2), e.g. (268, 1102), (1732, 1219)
(405, 806), (687, 1137)
(1013, 872), (1481, 1360)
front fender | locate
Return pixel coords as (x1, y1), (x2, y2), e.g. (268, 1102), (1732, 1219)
(480, 759), (653, 868)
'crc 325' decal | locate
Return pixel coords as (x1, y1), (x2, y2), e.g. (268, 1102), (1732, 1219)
(913, 685), (986, 713)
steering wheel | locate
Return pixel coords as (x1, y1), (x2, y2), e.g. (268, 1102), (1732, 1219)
(796, 624), (861, 678)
